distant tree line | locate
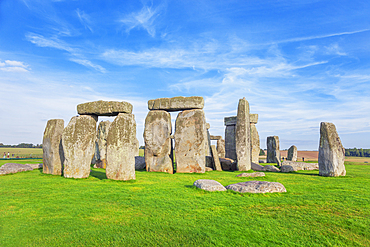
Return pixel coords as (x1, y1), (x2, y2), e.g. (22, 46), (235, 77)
(0, 143), (42, 148)
(345, 148), (370, 157)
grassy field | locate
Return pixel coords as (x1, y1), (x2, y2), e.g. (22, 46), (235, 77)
(0, 148), (43, 159)
(0, 159), (369, 246)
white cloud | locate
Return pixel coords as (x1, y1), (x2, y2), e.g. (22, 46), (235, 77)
(76, 8), (93, 33)
(26, 33), (75, 52)
(70, 58), (107, 73)
(0, 60), (30, 72)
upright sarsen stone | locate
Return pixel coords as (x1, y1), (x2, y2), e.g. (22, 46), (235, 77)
(251, 123), (260, 164)
(267, 136), (281, 166)
(287, 145), (297, 162)
(96, 120), (111, 168)
(144, 110), (173, 174)
(217, 138), (225, 158)
(62, 115), (96, 178)
(224, 116), (237, 160)
(106, 113), (136, 180)
(318, 122), (346, 177)
(175, 109), (206, 173)
(236, 98), (251, 171)
(43, 119), (64, 175)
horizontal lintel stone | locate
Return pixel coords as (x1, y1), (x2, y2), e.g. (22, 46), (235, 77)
(77, 100), (133, 116)
(148, 96), (204, 112)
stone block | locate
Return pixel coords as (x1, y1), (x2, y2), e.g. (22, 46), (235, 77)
(287, 145), (297, 162)
(210, 135), (222, 140)
(43, 119), (64, 175)
(211, 145), (222, 171)
(226, 181), (287, 193)
(193, 179), (226, 192)
(224, 116), (237, 126)
(225, 125), (237, 160)
(217, 138), (225, 158)
(236, 98), (251, 171)
(148, 96), (204, 111)
(267, 136), (281, 166)
(251, 123), (260, 164)
(77, 100), (133, 116)
(250, 114), (258, 124)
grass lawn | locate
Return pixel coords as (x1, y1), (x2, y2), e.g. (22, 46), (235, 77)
(0, 160), (369, 246)
(0, 148), (43, 159)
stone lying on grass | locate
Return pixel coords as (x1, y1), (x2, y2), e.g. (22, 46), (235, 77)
(251, 162), (264, 171)
(193, 179), (227, 192)
(263, 165), (280, 172)
(226, 181), (286, 193)
(77, 100), (133, 116)
(0, 163), (33, 175)
(236, 172), (265, 178)
(219, 157), (237, 171)
(25, 163), (43, 169)
(280, 161), (319, 173)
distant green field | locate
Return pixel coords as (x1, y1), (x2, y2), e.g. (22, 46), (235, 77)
(0, 161), (369, 246)
(0, 147), (43, 159)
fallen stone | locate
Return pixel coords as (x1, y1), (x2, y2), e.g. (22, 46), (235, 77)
(251, 123), (260, 165)
(0, 163), (33, 175)
(77, 100), (133, 116)
(267, 136), (281, 166)
(148, 96), (204, 111)
(319, 122), (346, 177)
(106, 113), (137, 180)
(25, 163), (43, 169)
(251, 162), (264, 171)
(219, 157), (237, 171)
(211, 145), (222, 171)
(287, 145), (297, 162)
(263, 165), (280, 172)
(144, 110), (173, 174)
(193, 179), (227, 192)
(236, 98), (251, 171)
(250, 114), (258, 124)
(135, 156), (146, 170)
(43, 119), (65, 175)
(62, 115), (96, 179)
(236, 172), (265, 178)
(281, 161), (319, 172)
(175, 109), (206, 173)
(226, 181), (287, 193)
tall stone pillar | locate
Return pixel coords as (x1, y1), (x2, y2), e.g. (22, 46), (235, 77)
(106, 113), (136, 180)
(144, 110), (173, 174)
(224, 116), (237, 160)
(205, 123), (212, 156)
(175, 109), (206, 173)
(318, 122), (346, 177)
(250, 114), (260, 164)
(287, 145), (297, 162)
(217, 139), (225, 158)
(62, 115), (97, 178)
(43, 119), (64, 175)
(267, 136), (281, 166)
(236, 98), (251, 171)
(95, 120), (111, 168)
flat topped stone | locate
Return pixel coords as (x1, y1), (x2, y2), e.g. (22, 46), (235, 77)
(224, 116), (237, 126)
(193, 179), (227, 192)
(226, 181), (286, 193)
(250, 114), (258, 124)
(0, 163), (33, 175)
(148, 96), (204, 111)
(210, 135), (222, 140)
(77, 100), (133, 116)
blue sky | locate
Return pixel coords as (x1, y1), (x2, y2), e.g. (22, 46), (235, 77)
(1, 0), (370, 150)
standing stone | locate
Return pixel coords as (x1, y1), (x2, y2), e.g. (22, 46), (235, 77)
(217, 138), (225, 158)
(144, 110), (173, 174)
(318, 122), (346, 177)
(43, 119), (64, 175)
(62, 115), (96, 178)
(267, 136), (281, 166)
(211, 145), (222, 171)
(106, 113), (136, 180)
(205, 123), (212, 156)
(95, 120), (111, 169)
(287, 145), (298, 162)
(175, 109), (206, 173)
(250, 123), (260, 164)
(236, 98), (251, 171)
(224, 116), (237, 160)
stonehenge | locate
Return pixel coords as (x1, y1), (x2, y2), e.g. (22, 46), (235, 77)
(235, 98), (251, 171)
(287, 145), (297, 162)
(267, 136), (281, 166)
(43, 119), (64, 175)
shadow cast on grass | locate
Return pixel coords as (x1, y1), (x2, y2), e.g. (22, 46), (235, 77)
(89, 169), (107, 180)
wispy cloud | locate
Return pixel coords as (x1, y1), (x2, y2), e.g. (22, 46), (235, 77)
(119, 4), (164, 37)
(0, 60), (30, 72)
(70, 58), (107, 73)
(76, 8), (93, 33)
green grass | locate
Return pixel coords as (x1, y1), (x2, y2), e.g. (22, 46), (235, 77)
(0, 160), (369, 246)
(0, 148), (43, 159)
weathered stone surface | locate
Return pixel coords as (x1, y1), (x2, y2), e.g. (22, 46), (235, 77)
(287, 145), (297, 162)
(206, 156), (214, 168)
(205, 167), (213, 172)
(43, 119), (64, 175)
(211, 145), (222, 171)
(148, 96), (204, 111)
(280, 161), (319, 172)
(263, 165), (280, 172)
(134, 138), (140, 157)
(210, 135), (222, 140)
(225, 125), (237, 160)
(62, 115), (96, 179)
(205, 129), (212, 156)
(135, 156), (146, 170)
(217, 139), (225, 158)
(0, 163), (33, 175)
(106, 113), (136, 180)
(250, 114), (258, 124)
(226, 181), (287, 193)
(206, 123), (211, 130)
(219, 157), (237, 171)
(251, 162), (264, 171)
(224, 116), (237, 126)
(236, 172), (265, 178)
(318, 122), (346, 177)
(236, 98), (251, 171)
(175, 109), (206, 173)
(193, 179), (226, 192)
(144, 110), (173, 174)
(267, 136), (281, 166)
(251, 123), (260, 165)
(77, 100), (133, 116)
(95, 120), (111, 169)
(25, 163), (43, 169)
